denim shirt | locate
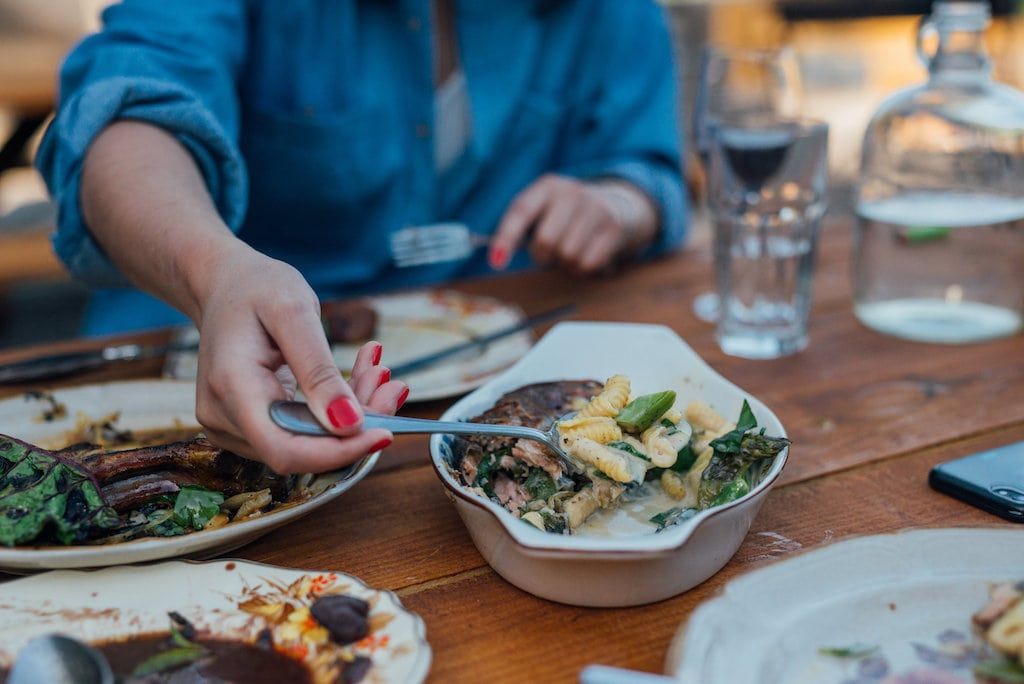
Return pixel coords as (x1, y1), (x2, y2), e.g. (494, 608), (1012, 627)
(36, 0), (687, 335)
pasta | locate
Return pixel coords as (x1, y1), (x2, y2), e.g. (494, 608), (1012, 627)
(578, 374), (630, 418)
(685, 400), (728, 432)
(641, 424), (677, 468)
(454, 376), (789, 535)
(660, 407), (684, 425)
(988, 600), (1024, 656)
(565, 436), (647, 484)
(556, 415), (622, 444)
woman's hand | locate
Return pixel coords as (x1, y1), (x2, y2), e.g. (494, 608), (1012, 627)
(488, 174), (658, 275)
(192, 246), (408, 474)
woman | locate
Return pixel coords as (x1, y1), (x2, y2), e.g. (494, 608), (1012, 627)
(36, 0), (686, 473)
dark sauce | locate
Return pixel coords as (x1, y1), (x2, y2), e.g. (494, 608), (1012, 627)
(96, 632), (313, 683)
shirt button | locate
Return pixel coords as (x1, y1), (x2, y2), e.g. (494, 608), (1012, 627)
(407, 16), (421, 31)
(415, 123), (429, 138)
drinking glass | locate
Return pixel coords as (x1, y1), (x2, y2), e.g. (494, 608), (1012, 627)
(692, 47), (803, 322)
(708, 117), (828, 359)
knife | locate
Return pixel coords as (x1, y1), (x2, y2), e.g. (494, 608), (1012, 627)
(0, 340), (199, 385)
(389, 303), (576, 378)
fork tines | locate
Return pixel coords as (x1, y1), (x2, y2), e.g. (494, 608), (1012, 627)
(389, 223), (484, 268)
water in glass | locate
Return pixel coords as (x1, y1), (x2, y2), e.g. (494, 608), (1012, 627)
(710, 119), (828, 359)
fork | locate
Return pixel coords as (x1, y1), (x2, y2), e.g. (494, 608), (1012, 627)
(389, 223), (490, 268)
(269, 400), (583, 473)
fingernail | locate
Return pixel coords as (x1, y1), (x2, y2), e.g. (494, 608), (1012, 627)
(326, 397), (360, 428)
(369, 437), (392, 453)
(371, 343), (383, 365)
(378, 367), (391, 386)
(489, 246), (507, 270)
(397, 386), (410, 410)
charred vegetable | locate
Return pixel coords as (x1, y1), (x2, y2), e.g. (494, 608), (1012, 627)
(0, 436), (119, 546)
(0, 429), (302, 546)
(697, 401), (790, 509)
(649, 506), (697, 532)
(615, 391), (676, 433)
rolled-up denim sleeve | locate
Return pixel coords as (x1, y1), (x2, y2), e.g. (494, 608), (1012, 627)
(557, 1), (688, 257)
(34, 0), (249, 286)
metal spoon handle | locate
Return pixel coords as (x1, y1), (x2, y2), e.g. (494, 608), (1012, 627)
(269, 400), (548, 442)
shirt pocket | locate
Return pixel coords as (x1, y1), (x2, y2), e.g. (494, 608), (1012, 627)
(240, 103), (404, 219)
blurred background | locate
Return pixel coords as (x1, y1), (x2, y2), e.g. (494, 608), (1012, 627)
(0, 0), (1022, 349)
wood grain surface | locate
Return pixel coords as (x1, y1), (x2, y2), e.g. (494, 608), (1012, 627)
(1, 217), (1022, 682)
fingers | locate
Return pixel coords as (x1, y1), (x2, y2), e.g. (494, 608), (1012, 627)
(258, 290), (364, 437)
(350, 340), (382, 381)
(490, 176), (554, 270)
(352, 363), (391, 404)
(530, 186), (581, 266)
(365, 380), (409, 415)
(578, 228), (621, 274)
(274, 365), (298, 399)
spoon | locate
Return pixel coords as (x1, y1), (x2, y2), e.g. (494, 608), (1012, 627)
(8, 635), (114, 684)
(269, 401), (582, 472)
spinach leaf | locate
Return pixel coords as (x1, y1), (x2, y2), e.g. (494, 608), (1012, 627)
(649, 506), (697, 532)
(171, 486), (224, 531)
(818, 644), (878, 659)
(670, 444), (696, 473)
(974, 657), (1024, 684)
(523, 468), (556, 501)
(0, 436), (119, 546)
(607, 441), (650, 461)
(150, 507), (187, 537)
(473, 453), (499, 498)
(707, 400), (758, 455)
(133, 622), (208, 677)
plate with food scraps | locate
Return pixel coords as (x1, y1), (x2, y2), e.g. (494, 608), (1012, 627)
(429, 321), (790, 607)
(165, 289), (533, 403)
(665, 527), (1024, 684)
(0, 380), (379, 572)
(0, 559), (430, 683)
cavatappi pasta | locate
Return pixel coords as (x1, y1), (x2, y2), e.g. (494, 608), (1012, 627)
(452, 377), (789, 535)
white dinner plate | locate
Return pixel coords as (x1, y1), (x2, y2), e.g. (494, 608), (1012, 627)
(666, 527), (1024, 684)
(0, 380), (378, 572)
(0, 560), (431, 682)
(165, 289), (533, 403)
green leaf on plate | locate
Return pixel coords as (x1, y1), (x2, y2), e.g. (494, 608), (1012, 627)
(974, 657), (1024, 683)
(818, 644), (879, 659)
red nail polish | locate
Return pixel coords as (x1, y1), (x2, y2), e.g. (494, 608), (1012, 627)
(378, 368), (391, 386)
(489, 247), (507, 270)
(369, 438), (392, 453)
(397, 386), (410, 410)
(326, 397), (360, 428)
(371, 343), (383, 366)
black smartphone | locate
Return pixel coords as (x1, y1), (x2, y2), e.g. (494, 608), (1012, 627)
(929, 440), (1024, 523)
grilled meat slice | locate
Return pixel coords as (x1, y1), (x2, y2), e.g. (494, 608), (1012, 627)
(321, 299), (377, 343)
(63, 438), (295, 505)
(463, 380), (602, 453)
(453, 380), (602, 482)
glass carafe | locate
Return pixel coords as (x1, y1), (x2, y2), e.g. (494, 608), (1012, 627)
(854, 1), (1024, 344)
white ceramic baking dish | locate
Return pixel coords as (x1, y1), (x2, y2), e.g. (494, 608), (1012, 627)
(429, 322), (788, 607)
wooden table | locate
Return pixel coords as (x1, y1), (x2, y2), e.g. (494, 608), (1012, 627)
(1, 215), (1022, 682)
